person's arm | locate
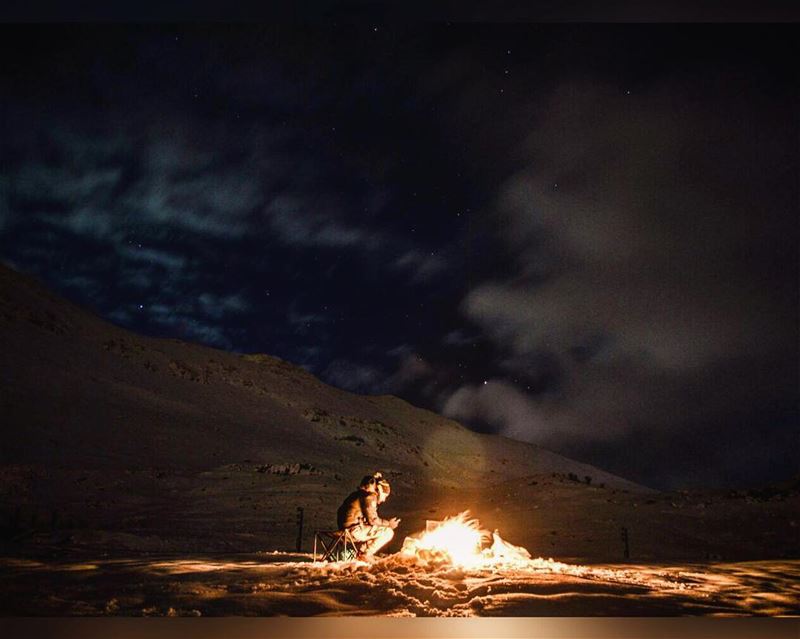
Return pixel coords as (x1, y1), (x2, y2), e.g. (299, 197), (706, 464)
(361, 493), (389, 526)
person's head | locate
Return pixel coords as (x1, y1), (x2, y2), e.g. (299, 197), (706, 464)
(376, 478), (391, 504)
(359, 471), (390, 501)
(359, 474), (378, 493)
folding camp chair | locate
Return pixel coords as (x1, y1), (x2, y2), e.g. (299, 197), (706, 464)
(313, 527), (362, 562)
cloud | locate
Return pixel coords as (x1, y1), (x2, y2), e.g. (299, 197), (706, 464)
(444, 78), (798, 486)
(287, 308), (330, 337)
(8, 120), (262, 241)
(136, 134), (265, 236)
(3, 85), (446, 317)
(119, 269), (153, 290)
(322, 359), (384, 394)
(107, 308), (134, 326)
(12, 157), (124, 240)
(119, 246), (187, 271)
(442, 380), (560, 443)
(50, 208), (118, 240)
(175, 321), (233, 350)
(145, 303), (233, 350)
(56, 274), (103, 295)
(442, 330), (478, 346)
(293, 345), (323, 372)
(471, 81), (796, 363)
(266, 195), (382, 250)
(14, 163), (123, 205)
(198, 292), (250, 319)
(393, 249), (448, 282)
(385, 351), (435, 391)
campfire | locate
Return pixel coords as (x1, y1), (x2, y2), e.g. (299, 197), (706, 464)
(399, 511), (532, 569)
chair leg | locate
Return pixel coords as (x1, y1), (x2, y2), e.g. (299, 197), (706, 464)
(320, 536), (331, 561)
(344, 530), (355, 557)
(315, 530), (363, 562)
(322, 535), (342, 562)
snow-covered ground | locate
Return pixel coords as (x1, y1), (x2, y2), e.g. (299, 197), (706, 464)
(1, 552), (797, 616)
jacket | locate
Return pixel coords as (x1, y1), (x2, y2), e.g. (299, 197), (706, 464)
(336, 488), (388, 529)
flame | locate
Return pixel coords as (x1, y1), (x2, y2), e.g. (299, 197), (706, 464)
(399, 511), (532, 569)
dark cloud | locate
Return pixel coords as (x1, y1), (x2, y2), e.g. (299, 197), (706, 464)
(145, 304), (235, 350)
(439, 74), (798, 488)
(119, 246), (187, 271)
(322, 359), (384, 394)
(442, 330), (481, 348)
(385, 351), (436, 393)
(266, 195), (383, 250)
(197, 292), (250, 320)
(392, 249), (449, 283)
(1, 27), (461, 361)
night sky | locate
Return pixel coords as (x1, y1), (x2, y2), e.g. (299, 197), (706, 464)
(1, 24), (797, 489)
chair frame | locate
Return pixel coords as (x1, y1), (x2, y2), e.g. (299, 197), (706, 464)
(313, 527), (361, 562)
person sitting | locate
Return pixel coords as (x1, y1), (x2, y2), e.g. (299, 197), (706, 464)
(336, 472), (400, 559)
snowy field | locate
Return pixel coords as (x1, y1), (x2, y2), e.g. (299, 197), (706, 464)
(2, 552), (798, 616)
(2, 513), (798, 617)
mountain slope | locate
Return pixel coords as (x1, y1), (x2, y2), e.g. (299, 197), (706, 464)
(0, 262), (639, 487)
(8, 262), (796, 563)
